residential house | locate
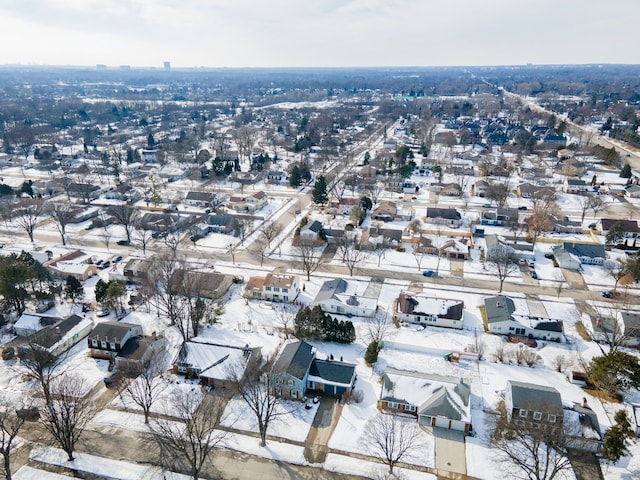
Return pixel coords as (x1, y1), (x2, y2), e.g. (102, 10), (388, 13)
(484, 295), (563, 341)
(313, 279), (378, 318)
(87, 321), (143, 360)
(184, 191), (216, 209)
(425, 208), (462, 228)
(266, 170), (286, 184)
(300, 220), (323, 242)
(227, 191), (268, 213)
(441, 183), (462, 197)
(595, 311), (640, 347)
(378, 368), (471, 433)
(359, 225), (403, 249)
(473, 180), (489, 197)
(563, 179), (589, 194)
(44, 250), (98, 281)
(396, 292), (464, 329)
(171, 270), (234, 300)
(621, 311), (640, 347)
(625, 184), (640, 198)
(517, 183), (556, 200)
(13, 312), (59, 337)
(372, 201), (398, 222)
(270, 341), (357, 400)
(505, 380), (563, 428)
(552, 242), (606, 269)
(439, 238), (470, 260)
(564, 401), (603, 453)
(599, 219), (640, 239)
(123, 258), (158, 285)
(542, 131), (567, 146)
(172, 341), (261, 388)
(17, 314), (93, 358)
(244, 273), (300, 302)
(116, 332), (167, 372)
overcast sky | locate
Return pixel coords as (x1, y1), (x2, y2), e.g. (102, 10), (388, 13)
(0, 0), (637, 68)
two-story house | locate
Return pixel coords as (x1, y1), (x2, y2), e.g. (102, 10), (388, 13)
(505, 380), (563, 429)
(86, 321), (143, 360)
(313, 279), (378, 318)
(270, 341), (357, 400)
(396, 292), (464, 329)
(244, 273), (300, 302)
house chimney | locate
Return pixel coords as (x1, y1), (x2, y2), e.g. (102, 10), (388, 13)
(55, 326), (61, 336)
(582, 397), (589, 409)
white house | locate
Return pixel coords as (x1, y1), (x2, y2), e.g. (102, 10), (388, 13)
(484, 295), (563, 341)
(396, 291), (464, 329)
(244, 273), (300, 302)
(312, 279), (378, 318)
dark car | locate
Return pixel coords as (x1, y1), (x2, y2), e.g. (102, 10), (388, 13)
(190, 234), (204, 242)
(602, 290), (620, 299)
(100, 261), (111, 270)
(116, 240), (130, 246)
(422, 270), (436, 277)
(518, 206), (528, 210)
(114, 256), (123, 263)
(530, 271), (538, 279)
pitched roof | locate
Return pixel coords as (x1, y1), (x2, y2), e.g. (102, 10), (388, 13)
(426, 207), (461, 220)
(562, 242), (605, 259)
(309, 359), (356, 385)
(600, 218), (640, 233)
(397, 292), (464, 320)
(88, 321), (138, 343)
(271, 341), (315, 380)
(507, 380), (562, 413)
(484, 295), (516, 324)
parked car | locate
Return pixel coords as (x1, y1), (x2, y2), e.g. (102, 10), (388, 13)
(116, 240), (130, 246)
(544, 252), (554, 259)
(530, 271), (538, 279)
(602, 290), (621, 299)
(518, 206), (528, 210)
(114, 256), (123, 263)
(527, 260), (535, 268)
(96, 309), (110, 317)
(35, 300), (55, 313)
(518, 259), (527, 266)
(422, 270), (436, 277)
(100, 261), (111, 270)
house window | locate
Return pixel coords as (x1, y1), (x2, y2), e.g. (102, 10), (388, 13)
(274, 287), (280, 292)
(91, 339), (98, 347)
(387, 401), (399, 409)
(177, 365), (187, 373)
(519, 409), (528, 418)
(101, 341), (107, 349)
(286, 379), (294, 386)
(283, 296), (289, 302)
(110, 343), (116, 350)
(548, 414), (557, 423)
(405, 405), (417, 412)
(283, 288), (288, 293)
(265, 286), (272, 291)
(533, 412), (542, 421)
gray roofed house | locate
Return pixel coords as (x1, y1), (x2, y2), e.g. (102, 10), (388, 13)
(378, 368), (471, 433)
(426, 208), (462, 227)
(21, 314), (94, 357)
(313, 279), (378, 317)
(483, 295), (563, 341)
(505, 380), (563, 426)
(300, 220), (324, 242)
(270, 341), (357, 400)
(552, 242), (605, 269)
(87, 321), (143, 360)
(599, 219), (640, 239)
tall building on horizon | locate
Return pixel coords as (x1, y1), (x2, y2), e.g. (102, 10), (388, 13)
(164, 61), (171, 70)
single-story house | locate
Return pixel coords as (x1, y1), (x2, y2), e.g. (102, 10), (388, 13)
(44, 250), (98, 281)
(313, 278), (378, 318)
(396, 292), (464, 329)
(599, 219), (640, 239)
(552, 242), (605, 269)
(172, 340), (261, 388)
(170, 270), (234, 300)
(484, 295), (563, 341)
(425, 208), (462, 228)
(20, 314), (93, 357)
(116, 333), (168, 372)
(300, 220), (324, 242)
(378, 368), (471, 433)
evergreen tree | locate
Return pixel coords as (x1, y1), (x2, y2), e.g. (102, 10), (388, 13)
(312, 175), (328, 205)
(601, 411), (633, 465)
(365, 340), (382, 365)
(94, 279), (108, 303)
(605, 221), (626, 247)
(65, 276), (84, 303)
(289, 165), (302, 187)
(147, 133), (155, 148)
(620, 164), (632, 178)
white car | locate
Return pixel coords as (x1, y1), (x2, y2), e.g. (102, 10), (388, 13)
(96, 309), (110, 317)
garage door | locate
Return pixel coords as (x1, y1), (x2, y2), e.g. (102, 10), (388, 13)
(435, 417), (450, 429)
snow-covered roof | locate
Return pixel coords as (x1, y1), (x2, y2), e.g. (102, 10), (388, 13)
(174, 341), (254, 380)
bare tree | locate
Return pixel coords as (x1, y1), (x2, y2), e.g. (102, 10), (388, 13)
(48, 202), (74, 246)
(17, 329), (70, 406)
(588, 194), (607, 219)
(338, 235), (365, 276)
(526, 198), (557, 247)
(370, 236), (390, 267)
(228, 357), (285, 447)
(604, 260), (627, 293)
(295, 240), (324, 280)
(364, 309), (392, 346)
(260, 222), (283, 250)
(99, 213), (113, 251)
(486, 244), (517, 292)
(14, 198), (46, 243)
(577, 195), (592, 225)
(108, 204), (138, 243)
(365, 183), (385, 206)
(0, 397), (28, 480)
(274, 304), (296, 339)
(491, 403), (572, 480)
(148, 253), (189, 327)
(362, 412), (424, 474)
(41, 375), (95, 461)
(412, 243), (427, 271)
(152, 391), (225, 480)
(134, 224), (154, 255)
(120, 351), (167, 424)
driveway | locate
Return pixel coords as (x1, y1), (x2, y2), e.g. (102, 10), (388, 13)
(433, 427), (467, 476)
(304, 397), (343, 464)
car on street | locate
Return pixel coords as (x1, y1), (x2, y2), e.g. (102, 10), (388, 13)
(116, 240), (130, 246)
(530, 271), (538, 279)
(422, 270), (436, 277)
(96, 309), (110, 317)
(114, 256), (123, 263)
(602, 290), (621, 298)
(100, 261), (111, 270)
